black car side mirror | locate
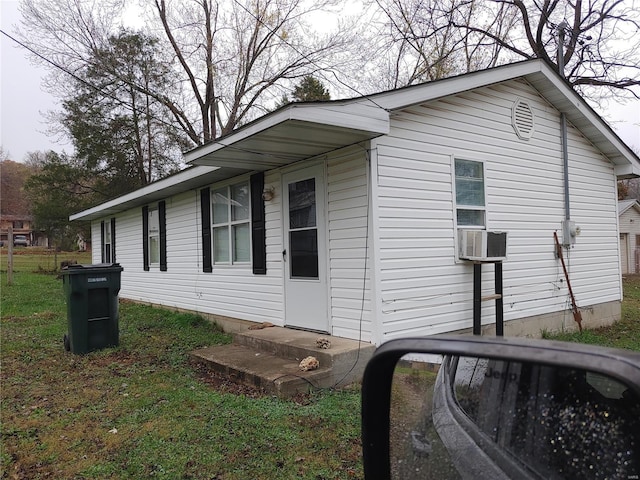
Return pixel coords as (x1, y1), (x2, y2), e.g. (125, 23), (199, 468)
(361, 335), (640, 480)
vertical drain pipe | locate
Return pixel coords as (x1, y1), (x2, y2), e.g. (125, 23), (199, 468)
(561, 112), (570, 223)
(556, 22), (581, 330)
(557, 21), (571, 227)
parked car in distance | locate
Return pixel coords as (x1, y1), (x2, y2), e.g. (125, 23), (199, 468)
(13, 235), (28, 247)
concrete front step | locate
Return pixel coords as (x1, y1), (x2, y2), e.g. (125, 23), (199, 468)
(190, 327), (375, 398)
(190, 344), (335, 397)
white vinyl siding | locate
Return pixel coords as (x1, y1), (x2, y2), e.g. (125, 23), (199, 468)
(372, 78), (620, 343)
(87, 75), (624, 346)
(102, 185), (283, 325)
(327, 146), (373, 342)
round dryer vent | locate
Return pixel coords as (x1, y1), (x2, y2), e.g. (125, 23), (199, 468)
(512, 98), (535, 140)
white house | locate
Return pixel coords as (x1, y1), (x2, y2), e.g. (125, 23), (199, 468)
(71, 59), (640, 346)
(618, 200), (640, 275)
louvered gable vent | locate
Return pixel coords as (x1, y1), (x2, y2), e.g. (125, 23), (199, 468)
(512, 98), (535, 140)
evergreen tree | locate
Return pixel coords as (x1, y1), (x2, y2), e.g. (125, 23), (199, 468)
(292, 76), (331, 102)
(61, 31), (184, 195)
(277, 76), (331, 107)
(23, 152), (94, 250)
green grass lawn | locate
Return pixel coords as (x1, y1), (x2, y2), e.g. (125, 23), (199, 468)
(1, 269), (362, 479)
(2, 257), (640, 479)
(544, 275), (640, 351)
(0, 247), (92, 274)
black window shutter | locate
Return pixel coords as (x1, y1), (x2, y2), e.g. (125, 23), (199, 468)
(100, 221), (106, 263)
(250, 172), (267, 274)
(159, 201), (167, 272)
(200, 188), (212, 273)
(110, 217), (116, 263)
(142, 206), (149, 271)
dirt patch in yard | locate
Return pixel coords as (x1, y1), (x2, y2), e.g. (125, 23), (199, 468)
(190, 361), (320, 405)
(191, 361), (268, 398)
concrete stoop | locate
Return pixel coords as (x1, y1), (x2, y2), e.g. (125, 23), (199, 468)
(190, 327), (375, 398)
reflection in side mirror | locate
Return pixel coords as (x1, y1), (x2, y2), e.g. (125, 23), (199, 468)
(389, 356), (460, 479)
(362, 336), (640, 480)
(390, 355), (640, 479)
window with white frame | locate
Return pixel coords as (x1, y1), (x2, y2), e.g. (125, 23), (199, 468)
(148, 207), (160, 264)
(454, 159), (486, 227)
(211, 181), (250, 264)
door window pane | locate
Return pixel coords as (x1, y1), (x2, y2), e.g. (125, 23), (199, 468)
(290, 230), (318, 278)
(289, 179), (316, 229)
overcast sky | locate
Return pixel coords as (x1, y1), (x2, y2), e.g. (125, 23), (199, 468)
(1, 0), (638, 163)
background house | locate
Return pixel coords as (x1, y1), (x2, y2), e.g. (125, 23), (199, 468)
(0, 215), (34, 246)
(618, 200), (640, 275)
(71, 59), (640, 346)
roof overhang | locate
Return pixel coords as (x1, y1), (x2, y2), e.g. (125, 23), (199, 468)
(366, 59), (639, 171)
(70, 166), (244, 221)
(615, 164), (640, 180)
(184, 101), (390, 169)
(71, 100), (389, 222)
(72, 59), (638, 222)
(618, 199), (640, 216)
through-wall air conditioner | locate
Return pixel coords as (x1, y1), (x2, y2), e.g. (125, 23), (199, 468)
(458, 230), (508, 261)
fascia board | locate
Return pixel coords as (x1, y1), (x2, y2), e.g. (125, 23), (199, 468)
(531, 61), (639, 167)
(69, 166), (220, 221)
(368, 58), (638, 169)
(615, 163), (640, 179)
(366, 60), (547, 111)
(184, 102), (390, 164)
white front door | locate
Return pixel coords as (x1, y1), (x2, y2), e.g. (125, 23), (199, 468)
(283, 164), (329, 332)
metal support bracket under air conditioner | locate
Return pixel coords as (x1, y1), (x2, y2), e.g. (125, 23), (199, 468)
(472, 261), (504, 336)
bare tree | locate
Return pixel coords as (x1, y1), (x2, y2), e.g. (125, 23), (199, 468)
(17, 0), (355, 149)
(18, 0), (122, 95)
(364, 0), (518, 89)
(449, 0), (640, 99)
(368, 0), (639, 102)
(150, 0), (354, 142)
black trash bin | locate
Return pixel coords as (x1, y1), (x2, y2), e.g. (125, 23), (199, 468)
(62, 263), (124, 354)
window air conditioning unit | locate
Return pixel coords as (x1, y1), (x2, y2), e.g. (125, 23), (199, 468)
(458, 230), (508, 261)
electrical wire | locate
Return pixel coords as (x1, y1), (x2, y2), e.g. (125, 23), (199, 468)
(1, 28), (368, 165)
(228, 0), (388, 112)
(331, 145), (372, 389)
(4, 13), (382, 392)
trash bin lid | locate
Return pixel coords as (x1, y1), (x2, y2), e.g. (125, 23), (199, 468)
(62, 263), (123, 273)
